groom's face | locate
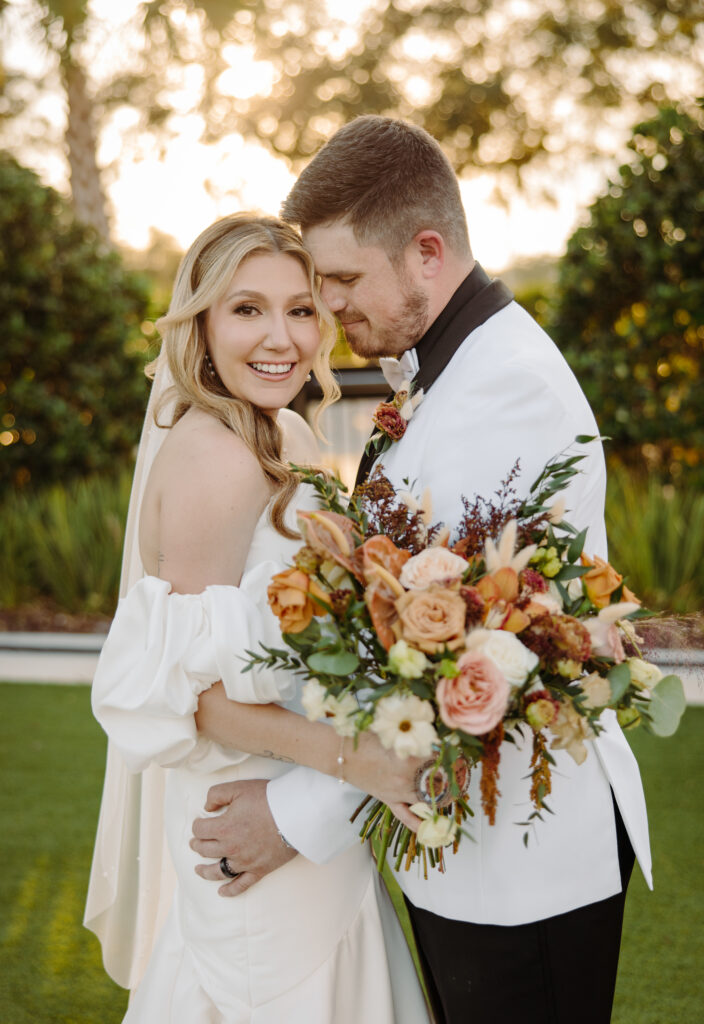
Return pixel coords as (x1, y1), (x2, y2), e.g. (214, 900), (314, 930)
(303, 221), (430, 359)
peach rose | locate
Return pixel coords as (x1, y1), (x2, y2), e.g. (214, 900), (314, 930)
(399, 547), (468, 590)
(395, 587), (467, 654)
(581, 555), (640, 609)
(436, 651), (510, 735)
(267, 568), (327, 634)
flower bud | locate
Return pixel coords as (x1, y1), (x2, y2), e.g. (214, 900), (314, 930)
(617, 706), (641, 730)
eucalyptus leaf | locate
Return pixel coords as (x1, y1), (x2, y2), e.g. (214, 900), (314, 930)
(307, 649), (360, 675)
(607, 662), (632, 703)
(643, 675), (686, 737)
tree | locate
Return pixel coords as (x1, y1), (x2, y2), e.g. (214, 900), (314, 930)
(2, 0), (703, 235)
(0, 153), (152, 488)
(548, 104), (704, 480)
(45, 0), (109, 236)
(233, 0), (704, 185)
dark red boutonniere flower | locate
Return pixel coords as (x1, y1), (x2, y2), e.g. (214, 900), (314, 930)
(366, 383), (424, 458)
(373, 402), (407, 441)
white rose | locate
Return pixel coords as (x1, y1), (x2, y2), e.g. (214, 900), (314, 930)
(399, 547), (468, 590)
(409, 803), (458, 848)
(370, 694), (438, 759)
(464, 628), (539, 687)
(301, 679), (330, 722)
(627, 657), (663, 691)
(388, 639), (430, 679)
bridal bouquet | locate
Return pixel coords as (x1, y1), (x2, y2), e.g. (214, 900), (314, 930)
(246, 438), (685, 875)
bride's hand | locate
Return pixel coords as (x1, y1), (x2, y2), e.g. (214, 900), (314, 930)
(342, 730), (426, 807)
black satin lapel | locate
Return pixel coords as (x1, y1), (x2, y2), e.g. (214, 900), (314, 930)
(414, 279), (513, 393)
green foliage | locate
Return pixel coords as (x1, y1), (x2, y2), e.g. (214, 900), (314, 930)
(605, 463), (704, 614)
(0, 153), (152, 487)
(2, 684), (702, 1023)
(549, 105), (704, 480)
(232, 1), (703, 182)
(0, 684), (129, 1020)
(0, 472), (131, 614)
(643, 675), (687, 737)
(612, 711), (704, 1024)
(5, 1), (704, 203)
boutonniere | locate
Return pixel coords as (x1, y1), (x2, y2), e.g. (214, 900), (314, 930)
(365, 379), (424, 458)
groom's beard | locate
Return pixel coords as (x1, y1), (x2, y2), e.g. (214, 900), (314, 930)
(341, 284), (429, 359)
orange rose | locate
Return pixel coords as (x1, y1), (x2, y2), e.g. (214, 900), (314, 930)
(581, 555), (640, 609)
(267, 568), (327, 634)
(395, 587), (467, 654)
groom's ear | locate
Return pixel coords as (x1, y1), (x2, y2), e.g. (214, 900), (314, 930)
(411, 230), (445, 279)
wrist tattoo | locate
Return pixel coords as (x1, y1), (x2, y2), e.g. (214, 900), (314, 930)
(261, 749), (295, 764)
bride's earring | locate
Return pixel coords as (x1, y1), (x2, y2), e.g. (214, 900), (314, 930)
(306, 373), (312, 382)
(205, 352), (216, 378)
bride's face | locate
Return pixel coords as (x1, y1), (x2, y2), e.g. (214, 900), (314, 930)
(205, 252), (321, 414)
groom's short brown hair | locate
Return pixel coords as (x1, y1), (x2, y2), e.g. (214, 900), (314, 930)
(281, 115), (471, 260)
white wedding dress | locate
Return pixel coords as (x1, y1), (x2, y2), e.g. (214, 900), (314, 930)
(92, 487), (430, 1024)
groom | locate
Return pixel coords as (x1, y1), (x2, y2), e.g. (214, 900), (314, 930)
(192, 116), (651, 1022)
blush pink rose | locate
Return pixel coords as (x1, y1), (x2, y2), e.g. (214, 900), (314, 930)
(436, 652), (510, 736)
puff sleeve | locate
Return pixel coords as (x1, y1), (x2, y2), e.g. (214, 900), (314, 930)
(92, 560), (292, 773)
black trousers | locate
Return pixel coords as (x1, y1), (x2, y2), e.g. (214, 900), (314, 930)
(405, 796), (635, 1024)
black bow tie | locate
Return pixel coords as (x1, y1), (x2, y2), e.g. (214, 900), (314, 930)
(354, 264), (513, 489)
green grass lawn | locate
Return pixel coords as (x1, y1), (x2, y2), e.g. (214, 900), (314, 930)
(0, 683), (701, 1023)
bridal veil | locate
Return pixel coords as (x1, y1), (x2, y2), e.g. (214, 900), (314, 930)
(84, 358), (177, 989)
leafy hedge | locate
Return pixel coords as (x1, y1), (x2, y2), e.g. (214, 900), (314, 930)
(549, 105), (704, 481)
(0, 153), (152, 488)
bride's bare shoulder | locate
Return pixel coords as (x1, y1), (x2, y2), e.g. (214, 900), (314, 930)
(153, 407), (269, 503)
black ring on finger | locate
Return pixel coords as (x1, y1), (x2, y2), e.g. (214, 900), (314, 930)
(219, 857), (242, 879)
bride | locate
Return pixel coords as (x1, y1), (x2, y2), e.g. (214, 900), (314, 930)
(87, 213), (431, 1023)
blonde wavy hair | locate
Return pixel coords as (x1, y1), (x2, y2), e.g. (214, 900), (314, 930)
(149, 213), (339, 537)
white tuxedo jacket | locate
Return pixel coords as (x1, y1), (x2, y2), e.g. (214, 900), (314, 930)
(268, 300), (652, 926)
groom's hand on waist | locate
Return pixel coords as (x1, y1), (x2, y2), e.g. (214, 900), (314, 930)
(190, 779), (297, 897)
